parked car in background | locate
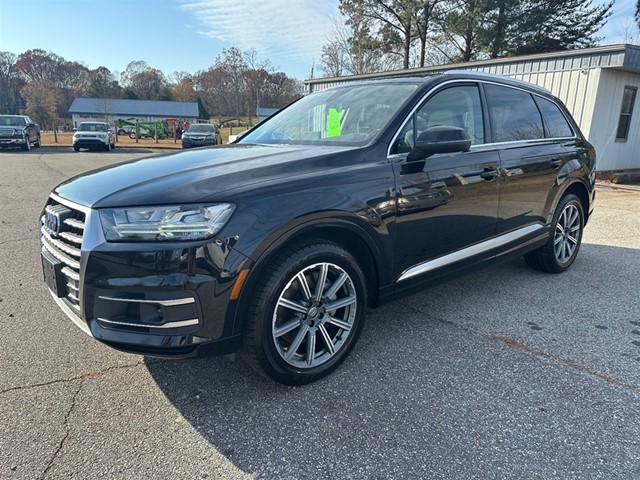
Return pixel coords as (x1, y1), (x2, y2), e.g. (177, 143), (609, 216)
(0, 115), (41, 151)
(181, 123), (221, 148)
(228, 130), (248, 143)
(116, 125), (133, 136)
(72, 122), (115, 151)
(39, 71), (595, 385)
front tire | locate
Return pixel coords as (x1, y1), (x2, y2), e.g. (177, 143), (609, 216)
(525, 193), (584, 273)
(241, 240), (367, 385)
(22, 137), (31, 151)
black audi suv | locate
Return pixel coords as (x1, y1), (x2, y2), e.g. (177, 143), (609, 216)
(39, 71), (595, 384)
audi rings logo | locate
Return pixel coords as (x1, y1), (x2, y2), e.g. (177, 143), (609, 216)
(44, 204), (73, 237)
(45, 211), (61, 235)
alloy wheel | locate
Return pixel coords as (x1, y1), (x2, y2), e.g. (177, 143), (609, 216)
(554, 203), (581, 264)
(272, 262), (357, 368)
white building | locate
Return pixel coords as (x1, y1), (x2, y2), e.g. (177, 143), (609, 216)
(304, 44), (640, 172)
(68, 98), (199, 127)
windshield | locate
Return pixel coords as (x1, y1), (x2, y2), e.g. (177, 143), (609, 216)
(79, 123), (109, 132)
(187, 124), (215, 133)
(0, 116), (26, 127)
(240, 83), (419, 146)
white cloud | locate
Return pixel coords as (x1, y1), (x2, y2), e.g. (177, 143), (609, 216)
(178, 0), (341, 71)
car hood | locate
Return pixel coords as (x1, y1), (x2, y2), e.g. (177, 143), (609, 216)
(54, 144), (361, 208)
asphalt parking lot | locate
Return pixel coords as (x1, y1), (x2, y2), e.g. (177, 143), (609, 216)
(1, 147), (639, 479)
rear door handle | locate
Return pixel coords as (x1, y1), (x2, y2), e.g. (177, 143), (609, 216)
(551, 158), (563, 169)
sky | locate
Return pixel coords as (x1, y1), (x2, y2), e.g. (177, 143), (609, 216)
(0, 0), (637, 81)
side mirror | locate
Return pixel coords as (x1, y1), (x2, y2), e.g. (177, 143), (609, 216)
(407, 126), (471, 162)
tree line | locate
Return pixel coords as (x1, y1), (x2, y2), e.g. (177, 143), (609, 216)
(319, 0), (616, 77)
(2, 0), (632, 129)
(0, 47), (302, 129)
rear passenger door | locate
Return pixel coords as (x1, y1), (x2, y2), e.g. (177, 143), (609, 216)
(483, 83), (567, 235)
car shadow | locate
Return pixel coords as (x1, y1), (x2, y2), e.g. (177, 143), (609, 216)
(145, 244), (640, 479)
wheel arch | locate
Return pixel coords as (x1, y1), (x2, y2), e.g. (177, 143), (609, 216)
(547, 178), (591, 225)
(232, 219), (384, 337)
(559, 180), (590, 222)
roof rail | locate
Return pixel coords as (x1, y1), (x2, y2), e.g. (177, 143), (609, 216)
(443, 69), (552, 94)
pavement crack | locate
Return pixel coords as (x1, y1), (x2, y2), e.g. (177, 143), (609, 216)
(492, 336), (640, 393)
(39, 381), (82, 480)
(37, 155), (68, 179)
(0, 235), (37, 246)
(396, 301), (640, 393)
(0, 362), (143, 396)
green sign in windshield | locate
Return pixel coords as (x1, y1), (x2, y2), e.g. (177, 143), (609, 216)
(327, 107), (341, 137)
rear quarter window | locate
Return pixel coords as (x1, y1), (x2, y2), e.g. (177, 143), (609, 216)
(535, 96), (574, 138)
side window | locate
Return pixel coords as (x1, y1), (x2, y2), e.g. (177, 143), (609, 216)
(535, 96), (574, 138)
(484, 84), (544, 142)
(391, 84), (484, 154)
(616, 86), (637, 141)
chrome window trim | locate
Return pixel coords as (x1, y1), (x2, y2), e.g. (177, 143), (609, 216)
(397, 223), (545, 282)
(386, 78), (578, 158)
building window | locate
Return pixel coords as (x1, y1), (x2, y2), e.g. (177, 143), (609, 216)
(616, 86), (637, 141)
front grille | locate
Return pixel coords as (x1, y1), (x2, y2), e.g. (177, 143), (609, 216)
(40, 198), (86, 311)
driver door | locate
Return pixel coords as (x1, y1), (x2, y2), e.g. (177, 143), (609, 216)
(391, 83), (501, 283)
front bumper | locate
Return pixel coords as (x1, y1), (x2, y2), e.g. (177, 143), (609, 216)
(0, 137), (27, 146)
(40, 195), (250, 357)
(182, 137), (216, 148)
(74, 139), (108, 149)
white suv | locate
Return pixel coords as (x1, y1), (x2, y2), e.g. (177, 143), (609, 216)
(73, 122), (115, 151)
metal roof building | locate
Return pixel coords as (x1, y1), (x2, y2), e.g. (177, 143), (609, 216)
(305, 44), (640, 172)
(257, 107), (280, 122)
(68, 97), (199, 127)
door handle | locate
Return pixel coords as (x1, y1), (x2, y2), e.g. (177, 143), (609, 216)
(480, 168), (499, 181)
(550, 158), (563, 169)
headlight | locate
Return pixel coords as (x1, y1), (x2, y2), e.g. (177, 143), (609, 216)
(99, 204), (235, 241)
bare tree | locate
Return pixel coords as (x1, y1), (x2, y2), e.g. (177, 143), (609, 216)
(95, 98), (115, 122)
(22, 81), (58, 138)
(620, 16), (640, 44)
(319, 17), (397, 77)
(0, 52), (24, 114)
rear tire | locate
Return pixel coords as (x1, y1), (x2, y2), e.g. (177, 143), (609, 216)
(34, 135), (41, 148)
(73, 145), (80, 152)
(524, 193), (584, 273)
(241, 240), (367, 385)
